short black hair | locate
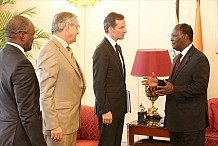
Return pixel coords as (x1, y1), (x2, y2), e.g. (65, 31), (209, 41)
(179, 23), (193, 41)
(5, 15), (31, 38)
(103, 12), (124, 33)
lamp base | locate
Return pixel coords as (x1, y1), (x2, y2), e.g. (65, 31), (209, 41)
(146, 114), (162, 120)
(138, 111), (146, 124)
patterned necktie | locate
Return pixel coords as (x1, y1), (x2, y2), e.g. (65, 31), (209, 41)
(66, 46), (78, 68)
(66, 46), (85, 89)
(66, 46), (73, 58)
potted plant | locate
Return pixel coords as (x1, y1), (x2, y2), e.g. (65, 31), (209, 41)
(0, 0), (50, 58)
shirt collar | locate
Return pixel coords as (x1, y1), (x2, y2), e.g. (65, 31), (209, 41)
(181, 44), (192, 56)
(53, 35), (68, 49)
(105, 34), (117, 49)
(6, 42), (25, 54)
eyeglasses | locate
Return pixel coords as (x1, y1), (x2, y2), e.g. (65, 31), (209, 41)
(68, 22), (80, 29)
(73, 24), (80, 29)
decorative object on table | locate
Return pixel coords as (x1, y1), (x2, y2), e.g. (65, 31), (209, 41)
(138, 103), (146, 124)
(131, 49), (172, 120)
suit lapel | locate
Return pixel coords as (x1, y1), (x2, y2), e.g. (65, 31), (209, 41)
(169, 46), (194, 82)
(104, 38), (125, 79)
(51, 37), (81, 78)
(119, 48), (126, 80)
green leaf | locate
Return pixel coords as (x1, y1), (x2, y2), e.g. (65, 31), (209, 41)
(0, 1), (50, 60)
(16, 7), (37, 17)
(0, 0), (15, 6)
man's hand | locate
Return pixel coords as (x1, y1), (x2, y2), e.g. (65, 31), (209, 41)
(142, 72), (158, 87)
(102, 111), (113, 125)
(51, 127), (63, 141)
(156, 80), (174, 95)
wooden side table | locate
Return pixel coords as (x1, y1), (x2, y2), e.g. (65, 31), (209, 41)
(127, 120), (170, 145)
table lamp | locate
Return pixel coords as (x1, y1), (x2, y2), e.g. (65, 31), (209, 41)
(131, 49), (172, 120)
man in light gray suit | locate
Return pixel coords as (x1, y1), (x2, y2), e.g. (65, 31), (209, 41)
(36, 12), (86, 146)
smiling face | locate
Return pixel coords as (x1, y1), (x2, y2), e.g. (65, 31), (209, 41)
(170, 27), (185, 52)
(170, 24), (193, 52)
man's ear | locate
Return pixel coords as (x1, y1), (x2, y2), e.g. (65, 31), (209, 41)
(19, 32), (26, 41)
(65, 22), (70, 32)
(183, 34), (189, 42)
(108, 26), (114, 33)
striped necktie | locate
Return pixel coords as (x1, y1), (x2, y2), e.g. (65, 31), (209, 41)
(66, 46), (73, 58)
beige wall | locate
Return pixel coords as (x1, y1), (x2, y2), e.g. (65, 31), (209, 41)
(3, 0), (218, 143)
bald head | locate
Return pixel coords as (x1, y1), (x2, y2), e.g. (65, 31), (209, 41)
(6, 15), (33, 38)
(5, 15), (35, 52)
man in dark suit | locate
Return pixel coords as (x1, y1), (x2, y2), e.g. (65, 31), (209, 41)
(144, 23), (210, 146)
(93, 12), (127, 146)
(0, 15), (46, 146)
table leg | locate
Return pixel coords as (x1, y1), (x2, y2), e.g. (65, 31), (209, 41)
(128, 133), (134, 145)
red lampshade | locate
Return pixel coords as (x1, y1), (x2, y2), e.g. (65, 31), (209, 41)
(131, 49), (172, 77)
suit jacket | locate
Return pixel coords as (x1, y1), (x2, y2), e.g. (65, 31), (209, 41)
(165, 45), (210, 132)
(36, 37), (86, 135)
(93, 37), (127, 118)
(0, 44), (46, 146)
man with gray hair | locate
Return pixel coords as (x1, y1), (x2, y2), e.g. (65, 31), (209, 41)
(0, 15), (46, 146)
(36, 12), (86, 146)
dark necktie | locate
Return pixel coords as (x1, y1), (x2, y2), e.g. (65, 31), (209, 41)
(115, 43), (126, 78)
(174, 53), (183, 71)
(115, 44), (122, 61)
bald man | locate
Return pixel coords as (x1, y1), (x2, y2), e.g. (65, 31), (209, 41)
(0, 15), (46, 146)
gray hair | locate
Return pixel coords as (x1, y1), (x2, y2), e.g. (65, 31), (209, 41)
(51, 12), (77, 34)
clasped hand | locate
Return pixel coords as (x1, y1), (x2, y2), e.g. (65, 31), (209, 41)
(102, 111), (112, 125)
(51, 127), (63, 141)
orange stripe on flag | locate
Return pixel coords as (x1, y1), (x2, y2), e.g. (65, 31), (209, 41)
(194, 0), (203, 52)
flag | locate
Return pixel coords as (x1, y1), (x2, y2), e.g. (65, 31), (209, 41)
(194, 0), (203, 52)
(169, 0), (179, 62)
